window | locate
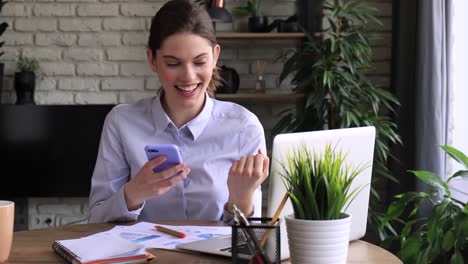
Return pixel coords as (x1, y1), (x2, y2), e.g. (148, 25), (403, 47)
(448, 0), (468, 202)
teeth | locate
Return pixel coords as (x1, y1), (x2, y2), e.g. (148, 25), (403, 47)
(177, 84), (198, 92)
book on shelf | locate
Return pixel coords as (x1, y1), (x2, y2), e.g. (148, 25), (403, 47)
(52, 232), (155, 264)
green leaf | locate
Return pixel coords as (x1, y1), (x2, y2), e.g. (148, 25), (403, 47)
(441, 145), (468, 169)
(447, 170), (468, 183)
(409, 170), (449, 194)
(450, 250), (464, 264)
(399, 236), (421, 262)
(442, 230), (455, 252)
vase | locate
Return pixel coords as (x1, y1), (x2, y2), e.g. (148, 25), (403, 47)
(285, 213), (352, 264)
(14, 71), (36, 105)
(248, 16), (268, 32)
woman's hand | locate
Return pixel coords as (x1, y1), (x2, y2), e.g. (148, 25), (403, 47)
(124, 156), (190, 211)
(227, 149), (270, 215)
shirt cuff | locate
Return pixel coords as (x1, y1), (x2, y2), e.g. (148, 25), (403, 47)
(222, 203), (254, 222)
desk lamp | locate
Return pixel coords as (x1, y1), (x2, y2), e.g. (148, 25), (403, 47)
(208, 0), (232, 31)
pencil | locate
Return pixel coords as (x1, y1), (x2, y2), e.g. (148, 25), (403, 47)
(154, 225), (186, 238)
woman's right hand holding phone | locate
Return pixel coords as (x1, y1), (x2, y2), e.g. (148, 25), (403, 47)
(124, 156), (190, 211)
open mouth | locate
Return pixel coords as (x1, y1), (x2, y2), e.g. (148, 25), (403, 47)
(175, 83), (200, 93)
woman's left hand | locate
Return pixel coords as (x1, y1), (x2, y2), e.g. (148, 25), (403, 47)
(227, 149), (269, 215)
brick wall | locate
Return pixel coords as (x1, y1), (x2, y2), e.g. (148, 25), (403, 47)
(0, 0), (392, 229)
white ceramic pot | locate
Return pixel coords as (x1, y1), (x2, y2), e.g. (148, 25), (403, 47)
(285, 213), (352, 264)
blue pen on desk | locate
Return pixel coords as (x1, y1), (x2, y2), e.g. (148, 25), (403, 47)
(232, 205), (271, 264)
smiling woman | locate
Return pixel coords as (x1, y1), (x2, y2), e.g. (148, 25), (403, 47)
(87, 0), (270, 225)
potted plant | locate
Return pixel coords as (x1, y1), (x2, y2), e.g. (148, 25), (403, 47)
(274, 0), (401, 236)
(280, 143), (368, 263)
(232, 0), (268, 32)
(381, 145), (468, 264)
(15, 55), (41, 105)
(0, 0), (8, 102)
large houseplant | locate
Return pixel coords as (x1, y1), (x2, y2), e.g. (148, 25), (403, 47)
(280, 143), (368, 263)
(380, 145), (468, 264)
(274, 0), (401, 235)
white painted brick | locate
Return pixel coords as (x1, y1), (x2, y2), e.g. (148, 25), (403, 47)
(146, 77), (160, 90)
(33, 4), (75, 16)
(103, 18), (146, 31)
(4, 32), (34, 45)
(2, 4), (29, 17)
(119, 91), (156, 104)
(23, 48), (62, 61)
(122, 32), (148, 46)
(78, 33), (121, 47)
(2, 47), (21, 62)
(15, 18), (57, 32)
(102, 78), (144, 90)
(107, 47), (146, 61)
(56, 215), (88, 226)
(58, 78), (100, 91)
(218, 48), (237, 60)
(120, 3), (162, 17)
(75, 92), (118, 104)
(219, 62), (249, 74)
(270, 3), (296, 17)
(57, 0), (97, 2)
(63, 48), (103, 61)
(120, 62), (153, 76)
(35, 91), (75, 104)
(0, 91), (15, 104)
(59, 18), (101, 32)
(238, 48), (279, 60)
(37, 78), (57, 91)
(41, 62), (75, 76)
(35, 33), (77, 46)
(76, 62), (118, 76)
(77, 4), (119, 17)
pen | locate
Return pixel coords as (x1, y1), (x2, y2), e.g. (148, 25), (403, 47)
(154, 225), (186, 238)
(232, 205), (271, 264)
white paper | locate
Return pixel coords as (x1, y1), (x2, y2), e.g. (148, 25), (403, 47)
(103, 222), (231, 250)
(58, 232), (145, 262)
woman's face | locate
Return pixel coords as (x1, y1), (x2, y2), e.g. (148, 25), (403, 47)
(147, 33), (220, 113)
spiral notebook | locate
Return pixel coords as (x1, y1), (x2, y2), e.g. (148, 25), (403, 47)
(52, 232), (155, 264)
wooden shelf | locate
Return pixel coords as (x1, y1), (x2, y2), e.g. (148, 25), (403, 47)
(216, 32), (305, 39)
(216, 32), (306, 46)
(215, 92), (304, 103)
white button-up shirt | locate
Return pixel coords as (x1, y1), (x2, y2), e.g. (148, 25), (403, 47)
(88, 94), (266, 223)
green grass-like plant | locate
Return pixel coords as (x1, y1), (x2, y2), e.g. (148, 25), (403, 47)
(381, 145), (468, 264)
(280, 143), (368, 220)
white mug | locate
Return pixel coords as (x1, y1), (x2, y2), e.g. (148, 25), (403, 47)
(0, 201), (14, 263)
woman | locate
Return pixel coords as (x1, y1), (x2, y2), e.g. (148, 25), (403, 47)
(88, 0), (269, 223)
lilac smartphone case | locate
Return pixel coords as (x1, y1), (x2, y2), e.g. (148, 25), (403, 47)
(144, 144), (183, 173)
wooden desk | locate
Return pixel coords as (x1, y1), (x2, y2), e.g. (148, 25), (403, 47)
(6, 221), (401, 263)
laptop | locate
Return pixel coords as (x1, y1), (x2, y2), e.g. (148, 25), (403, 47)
(176, 127), (376, 260)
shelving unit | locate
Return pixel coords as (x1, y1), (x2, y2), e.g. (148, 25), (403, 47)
(215, 92), (304, 103)
(215, 32), (305, 46)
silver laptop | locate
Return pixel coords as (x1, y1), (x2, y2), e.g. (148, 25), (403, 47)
(176, 127), (376, 260)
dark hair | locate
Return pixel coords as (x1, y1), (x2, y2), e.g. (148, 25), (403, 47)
(148, 0), (221, 96)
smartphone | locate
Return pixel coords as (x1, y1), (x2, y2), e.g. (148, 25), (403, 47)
(144, 144), (183, 173)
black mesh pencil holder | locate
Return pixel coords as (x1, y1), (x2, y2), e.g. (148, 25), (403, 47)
(231, 217), (281, 264)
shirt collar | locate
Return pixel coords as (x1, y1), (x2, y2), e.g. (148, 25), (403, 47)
(187, 93), (213, 140)
(151, 95), (172, 134)
(151, 93), (213, 141)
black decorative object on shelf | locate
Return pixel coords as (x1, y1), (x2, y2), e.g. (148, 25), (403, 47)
(217, 65), (239, 94)
(14, 71), (35, 105)
(14, 56), (41, 105)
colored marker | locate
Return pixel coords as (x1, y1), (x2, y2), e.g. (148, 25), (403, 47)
(154, 225), (186, 238)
